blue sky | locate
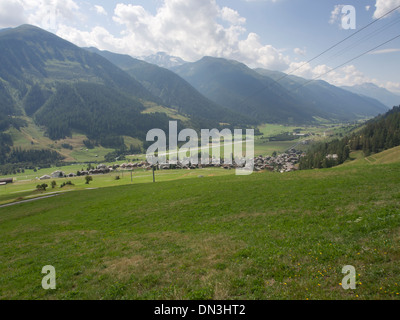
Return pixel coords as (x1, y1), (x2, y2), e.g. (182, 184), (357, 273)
(1, 0), (399, 93)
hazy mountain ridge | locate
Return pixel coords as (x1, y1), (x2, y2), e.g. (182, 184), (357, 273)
(254, 69), (391, 116)
(173, 57), (388, 124)
(172, 57), (316, 124)
(255, 68), (388, 118)
(341, 83), (400, 109)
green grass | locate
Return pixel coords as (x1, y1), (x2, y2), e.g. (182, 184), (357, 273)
(254, 140), (301, 156)
(253, 123), (355, 156)
(344, 146), (400, 167)
(0, 168), (235, 205)
(0, 153), (399, 300)
(6, 117), (53, 150)
(365, 146), (400, 165)
(142, 102), (190, 122)
(69, 147), (115, 163)
(4, 117), (143, 163)
(257, 124), (298, 137)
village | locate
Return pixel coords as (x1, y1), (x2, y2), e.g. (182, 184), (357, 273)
(31, 149), (305, 181)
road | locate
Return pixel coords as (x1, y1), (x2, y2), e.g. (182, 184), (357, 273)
(0, 194), (60, 209)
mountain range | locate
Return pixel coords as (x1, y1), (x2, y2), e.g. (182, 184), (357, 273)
(254, 68), (390, 119)
(137, 52), (398, 113)
(172, 57), (388, 124)
(341, 83), (400, 109)
(84, 47), (251, 127)
(141, 52), (187, 69)
(0, 24), (173, 144)
(0, 24), (395, 158)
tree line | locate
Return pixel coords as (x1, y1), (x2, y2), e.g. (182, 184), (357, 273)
(299, 138), (350, 169)
(348, 106), (400, 156)
(0, 148), (64, 175)
(34, 82), (171, 146)
(300, 106), (400, 169)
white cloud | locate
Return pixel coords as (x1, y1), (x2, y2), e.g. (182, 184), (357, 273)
(220, 7), (246, 25)
(329, 5), (343, 26)
(385, 81), (400, 94)
(237, 33), (289, 69)
(288, 62), (371, 87)
(369, 48), (400, 54)
(373, 0), (400, 19)
(323, 65), (371, 87)
(111, 0), (229, 60)
(294, 48), (306, 56)
(94, 5), (107, 16)
(0, 0), (25, 28)
(56, 0), (288, 71)
(30, 0), (80, 30)
(57, 24), (125, 51)
(286, 61), (400, 94)
(0, 0), (81, 30)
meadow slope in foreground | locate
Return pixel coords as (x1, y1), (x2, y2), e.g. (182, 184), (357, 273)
(0, 148), (399, 300)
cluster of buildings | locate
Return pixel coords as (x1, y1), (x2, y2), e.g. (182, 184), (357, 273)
(253, 149), (304, 173)
(39, 170), (76, 180)
(36, 149), (304, 180)
(116, 149), (304, 173)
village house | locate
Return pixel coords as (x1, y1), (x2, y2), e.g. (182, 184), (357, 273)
(51, 171), (65, 178)
(0, 178), (13, 185)
(326, 154), (339, 160)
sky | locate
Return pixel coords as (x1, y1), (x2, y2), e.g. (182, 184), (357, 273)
(1, 0), (400, 94)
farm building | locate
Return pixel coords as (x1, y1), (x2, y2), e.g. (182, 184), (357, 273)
(51, 171), (65, 178)
(0, 178), (13, 185)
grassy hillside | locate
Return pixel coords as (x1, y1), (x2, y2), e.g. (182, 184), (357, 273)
(0, 25), (178, 154)
(1, 157), (399, 300)
(366, 146), (400, 164)
(345, 146), (400, 166)
(0, 25), (154, 102)
(3, 117), (124, 163)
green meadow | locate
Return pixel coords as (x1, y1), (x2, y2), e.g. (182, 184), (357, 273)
(0, 147), (399, 300)
(0, 167), (234, 206)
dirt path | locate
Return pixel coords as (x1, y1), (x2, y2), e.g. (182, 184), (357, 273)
(0, 194), (60, 209)
(365, 157), (372, 163)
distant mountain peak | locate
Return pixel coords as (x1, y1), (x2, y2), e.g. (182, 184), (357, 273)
(142, 52), (187, 69)
(4, 24), (53, 35)
(342, 83), (400, 108)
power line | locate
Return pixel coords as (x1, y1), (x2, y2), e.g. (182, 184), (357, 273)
(291, 33), (400, 92)
(285, 4), (400, 77)
(239, 4), (400, 106)
(321, 16), (400, 66)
